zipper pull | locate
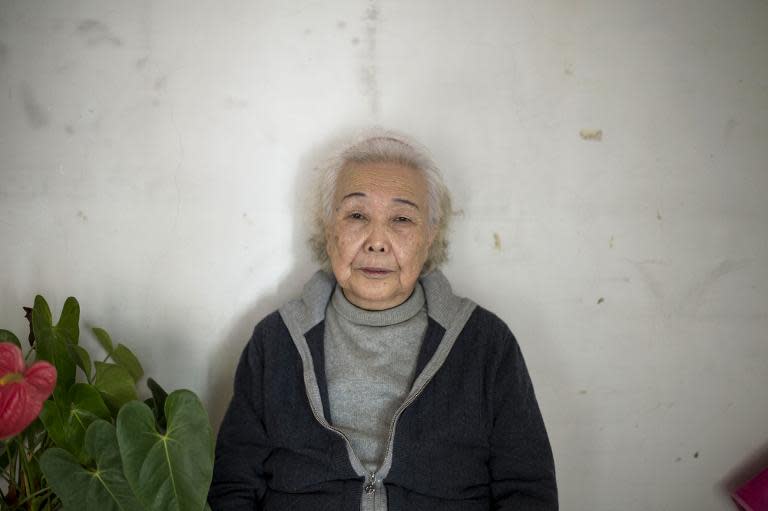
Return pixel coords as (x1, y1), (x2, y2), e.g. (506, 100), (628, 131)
(364, 472), (377, 495)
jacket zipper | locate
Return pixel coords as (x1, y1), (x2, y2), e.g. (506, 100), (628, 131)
(305, 364), (441, 511)
(377, 368), (437, 480)
(303, 393), (372, 511)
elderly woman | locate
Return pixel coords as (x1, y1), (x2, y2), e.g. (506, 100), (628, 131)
(208, 132), (558, 510)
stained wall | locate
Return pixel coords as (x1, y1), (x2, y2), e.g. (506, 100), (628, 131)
(1, 1), (767, 509)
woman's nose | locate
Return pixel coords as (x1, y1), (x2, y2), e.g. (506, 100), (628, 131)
(365, 225), (389, 252)
(367, 240), (387, 252)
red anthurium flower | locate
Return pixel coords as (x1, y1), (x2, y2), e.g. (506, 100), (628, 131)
(0, 342), (57, 440)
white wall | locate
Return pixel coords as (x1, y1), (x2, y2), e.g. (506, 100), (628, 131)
(1, 1), (766, 509)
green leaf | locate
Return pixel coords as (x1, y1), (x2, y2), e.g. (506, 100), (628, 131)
(69, 383), (112, 426)
(112, 344), (144, 382)
(147, 378), (168, 429)
(92, 327), (114, 355)
(31, 295), (53, 339)
(118, 390), (213, 511)
(40, 400), (68, 451)
(0, 329), (21, 348)
(33, 295), (77, 389)
(56, 297), (80, 344)
(68, 344), (93, 381)
(94, 362), (137, 411)
(40, 384), (112, 464)
(36, 334), (76, 391)
(40, 421), (144, 511)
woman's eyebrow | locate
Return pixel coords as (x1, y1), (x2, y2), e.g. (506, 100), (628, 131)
(341, 192), (367, 202)
(340, 193), (420, 210)
(392, 198), (419, 210)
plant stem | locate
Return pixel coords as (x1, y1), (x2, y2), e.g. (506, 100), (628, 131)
(15, 437), (31, 508)
(13, 487), (50, 508)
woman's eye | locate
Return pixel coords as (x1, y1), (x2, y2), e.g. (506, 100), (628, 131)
(349, 212), (365, 220)
(394, 216), (412, 223)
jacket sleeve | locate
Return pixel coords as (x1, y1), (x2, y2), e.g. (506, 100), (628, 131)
(208, 324), (271, 510)
(489, 327), (558, 510)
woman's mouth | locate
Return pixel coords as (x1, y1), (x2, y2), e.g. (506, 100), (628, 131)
(360, 267), (392, 277)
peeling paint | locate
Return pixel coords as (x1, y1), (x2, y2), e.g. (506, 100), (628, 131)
(493, 232), (501, 250)
(579, 129), (603, 141)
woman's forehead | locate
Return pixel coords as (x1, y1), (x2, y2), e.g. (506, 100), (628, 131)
(335, 161), (428, 204)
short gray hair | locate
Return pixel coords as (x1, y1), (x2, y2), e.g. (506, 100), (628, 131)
(308, 129), (452, 274)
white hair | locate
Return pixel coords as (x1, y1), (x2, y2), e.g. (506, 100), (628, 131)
(308, 128), (452, 274)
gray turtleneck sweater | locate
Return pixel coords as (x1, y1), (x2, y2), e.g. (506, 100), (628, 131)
(324, 282), (428, 510)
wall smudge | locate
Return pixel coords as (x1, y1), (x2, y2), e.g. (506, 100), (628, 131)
(681, 259), (751, 316)
(20, 84), (50, 129)
(359, 0), (380, 115)
(0, 41), (8, 70)
(77, 19), (122, 47)
(723, 118), (738, 142)
(493, 232), (501, 250)
(154, 75), (167, 91)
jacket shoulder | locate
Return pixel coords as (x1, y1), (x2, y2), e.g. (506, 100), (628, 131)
(466, 305), (519, 347)
(246, 310), (289, 347)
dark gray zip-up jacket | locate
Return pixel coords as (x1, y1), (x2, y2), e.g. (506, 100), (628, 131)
(208, 270), (558, 510)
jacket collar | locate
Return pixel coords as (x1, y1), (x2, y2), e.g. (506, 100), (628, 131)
(292, 269), (468, 334)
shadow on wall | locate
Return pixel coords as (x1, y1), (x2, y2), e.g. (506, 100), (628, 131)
(718, 438), (768, 506)
(205, 128), (364, 431)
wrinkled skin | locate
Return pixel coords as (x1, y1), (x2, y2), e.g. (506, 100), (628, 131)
(325, 161), (436, 310)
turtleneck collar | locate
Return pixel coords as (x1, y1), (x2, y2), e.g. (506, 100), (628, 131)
(330, 283), (425, 327)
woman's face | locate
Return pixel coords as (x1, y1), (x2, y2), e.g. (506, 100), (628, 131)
(326, 161), (436, 310)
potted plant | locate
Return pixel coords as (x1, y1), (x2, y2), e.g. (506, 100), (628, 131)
(1, 296), (213, 511)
